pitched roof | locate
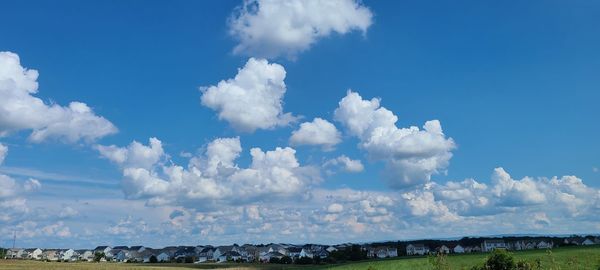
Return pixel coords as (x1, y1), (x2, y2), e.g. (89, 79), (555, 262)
(287, 247), (302, 252)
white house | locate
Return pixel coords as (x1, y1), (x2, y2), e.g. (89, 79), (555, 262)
(6, 248), (24, 259)
(93, 246), (112, 256)
(24, 248), (43, 260)
(299, 248), (314, 258)
(259, 251), (285, 262)
(157, 252), (170, 262)
(453, 245), (465, 254)
(77, 250), (94, 261)
(41, 250), (59, 261)
(406, 244), (430, 256)
(326, 246), (338, 253)
(60, 249), (75, 261)
(536, 241), (553, 249)
(482, 240), (507, 252)
(114, 250), (129, 262)
(582, 238), (595, 245)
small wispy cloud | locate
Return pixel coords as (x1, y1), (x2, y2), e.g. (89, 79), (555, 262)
(0, 166), (118, 187)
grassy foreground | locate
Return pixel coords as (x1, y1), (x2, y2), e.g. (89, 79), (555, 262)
(1, 246), (599, 270)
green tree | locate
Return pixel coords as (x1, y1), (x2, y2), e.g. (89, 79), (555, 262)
(149, 255), (158, 263)
(93, 252), (105, 262)
(280, 256), (292, 264)
(295, 256), (313, 265)
(483, 249), (515, 270)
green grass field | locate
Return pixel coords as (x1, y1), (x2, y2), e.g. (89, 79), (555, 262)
(1, 246), (599, 270)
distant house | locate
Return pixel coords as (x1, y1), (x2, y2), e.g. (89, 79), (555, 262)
(465, 245), (482, 253)
(24, 248), (43, 260)
(93, 246), (112, 255)
(197, 246), (215, 262)
(268, 244), (288, 255)
(406, 244), (430, 256)
(286, 247), (302, 258)
(76, 250), (94, 261)
(174, 246), (199, 259)
(582, 238), (595, 245)
(113, 250), (129, 262)
(223, 251), (242, 261)
(299, 248), (313, 258)
(260, 251), (285, 262)
(326, 246), (338, 253)
(60, 249), (76, 261)
(315, 249), (330, 259)
(482, 240), (507, 252)
(536, 240), (553, 249)
(6, 248), (24, 259)
(42, 249), (59, 261)
(453, 245), (465, 254)
(156, 251), (170, 262)
(213, 245), (243, 262)
(564, 237), (586, 245)
(367, 247), (397, 258)
(160, 246), (179, 258)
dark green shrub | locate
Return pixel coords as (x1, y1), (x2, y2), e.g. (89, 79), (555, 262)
(280, 256), (292, 264)
(483, 249), (515, 270)
(149, 255), (157, 263)
(295, 256), (313, 264)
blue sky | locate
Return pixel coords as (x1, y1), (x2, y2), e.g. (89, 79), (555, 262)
(0, 0), (599, 248)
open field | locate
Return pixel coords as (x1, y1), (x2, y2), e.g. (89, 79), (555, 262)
(1, 246), (599, 270)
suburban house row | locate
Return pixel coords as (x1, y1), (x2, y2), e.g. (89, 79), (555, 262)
(4, 243), (397, 263)
(405, 236), (599, 256)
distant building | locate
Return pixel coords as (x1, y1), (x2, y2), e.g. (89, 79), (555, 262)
(482, 239), (507, 252)
(406, 244), (429, 256)
(453, 245), (465, 254)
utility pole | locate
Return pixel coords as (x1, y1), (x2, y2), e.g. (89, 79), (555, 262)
(12, 231), (16, 249)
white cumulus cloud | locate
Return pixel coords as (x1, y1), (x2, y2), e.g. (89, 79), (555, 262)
(229, 0), (373, 59)
(97, 137), (320, 208)
(95, 137), (164, 169)
(201, 58), (296, 132)
(0, 51), (117, 143)
(334, 90), (456, 188)
(324, 155), (364, 173)
(290, 118), (341, 150)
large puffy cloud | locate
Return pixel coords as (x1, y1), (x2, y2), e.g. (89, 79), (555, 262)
(97, 137), (319, 208)
(201, 58), (296, 133)
(430, 168), (600, 219)
(229, 0), (373, 59)
(334, 90), (456, 188)
(491, 168), (546, 206)
(290, 118), (341, 150)
(0, 52), (117, 143)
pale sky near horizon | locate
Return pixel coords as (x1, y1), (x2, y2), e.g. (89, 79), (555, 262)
(0, 0), (599, 248)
